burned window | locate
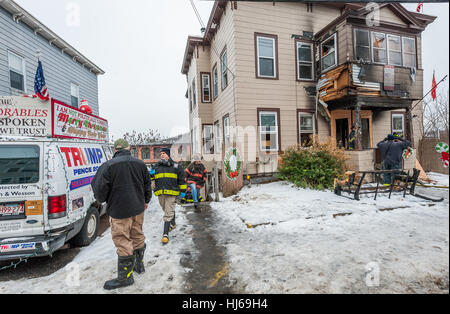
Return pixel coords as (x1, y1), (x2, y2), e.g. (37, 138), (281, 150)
(402, 37), (416, 68)
(372, 32), (387, 64)
(299, 112), (315, 147)
(321, 34), (337, 72)
(354, 29), (370, 62)
(388, 35), (402, 66)
(297, 42), (314, 80)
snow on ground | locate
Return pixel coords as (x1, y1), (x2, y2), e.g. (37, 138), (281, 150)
(1, 173), (448, 294)
(211, 174), (449, 294)
(0, 197), (197, 294)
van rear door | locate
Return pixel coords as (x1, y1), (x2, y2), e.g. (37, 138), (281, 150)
(0, 143), (44, 239)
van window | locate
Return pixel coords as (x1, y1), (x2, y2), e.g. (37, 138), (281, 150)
(0, 146), (40, 185)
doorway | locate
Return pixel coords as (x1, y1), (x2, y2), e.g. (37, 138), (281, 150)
(336, 118), (349, 149)
(362, 118), (371, 149)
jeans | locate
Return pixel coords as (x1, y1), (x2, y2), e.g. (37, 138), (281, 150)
(190, 184), (199, 203)
(382, 162), (402, 185)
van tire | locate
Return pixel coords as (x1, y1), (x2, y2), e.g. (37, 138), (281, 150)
(70, 207), (99, 247)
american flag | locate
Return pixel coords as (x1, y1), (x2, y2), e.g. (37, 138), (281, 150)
(34, 60), (49, 101)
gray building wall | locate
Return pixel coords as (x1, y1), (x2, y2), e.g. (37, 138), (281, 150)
(0, 6), (100, 114)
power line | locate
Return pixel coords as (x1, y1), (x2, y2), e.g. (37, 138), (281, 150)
(189, 0), (205, 29)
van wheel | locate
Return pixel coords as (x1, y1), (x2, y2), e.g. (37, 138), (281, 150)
(70, 207), (99, 247)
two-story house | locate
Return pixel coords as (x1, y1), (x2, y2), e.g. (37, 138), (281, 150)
(181, 1), (435, 175)
(0, 0), (104, 115)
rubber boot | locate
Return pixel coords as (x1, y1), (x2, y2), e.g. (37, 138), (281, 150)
(104, 255), (135, 290)
(169, 213), (176, 232)
(162, 221), (170, 245)
(133, 244), (146, 274)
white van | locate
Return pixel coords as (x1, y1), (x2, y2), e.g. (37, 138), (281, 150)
(0, 96), (112, 261)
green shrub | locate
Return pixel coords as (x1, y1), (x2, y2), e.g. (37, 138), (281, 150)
(278, 137), (347, 190)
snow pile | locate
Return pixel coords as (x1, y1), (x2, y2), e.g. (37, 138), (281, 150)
(0, 197), (196, 294)
(211, 175), (449, 294)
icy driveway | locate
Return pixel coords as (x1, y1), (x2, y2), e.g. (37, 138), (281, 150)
(0, 195), (198, 294)
(210, 173), (449, 294)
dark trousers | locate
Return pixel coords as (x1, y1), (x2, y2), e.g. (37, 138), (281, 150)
(382, 162), (402, 184)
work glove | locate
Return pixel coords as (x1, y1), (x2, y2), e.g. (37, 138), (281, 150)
(149, 168), (156, 176)
(180, 192), (186, 199)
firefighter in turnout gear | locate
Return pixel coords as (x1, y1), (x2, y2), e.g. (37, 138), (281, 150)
(150, 148), (186, 245)
(184, 155), (207, 209)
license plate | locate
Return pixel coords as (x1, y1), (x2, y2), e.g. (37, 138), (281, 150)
(0, 242), (36, 253)
(0, 203), (25, 217)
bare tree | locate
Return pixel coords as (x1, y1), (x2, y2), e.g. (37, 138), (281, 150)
(422, 90), (449, 139)
(123, 129), (165, 146)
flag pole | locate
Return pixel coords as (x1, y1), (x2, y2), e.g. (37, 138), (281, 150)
(411, 74), (448, 112)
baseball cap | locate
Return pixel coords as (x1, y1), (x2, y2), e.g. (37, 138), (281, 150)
(114, 138), (130, 150)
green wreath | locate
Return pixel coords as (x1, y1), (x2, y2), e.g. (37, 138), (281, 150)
(224, 147), (242, 181)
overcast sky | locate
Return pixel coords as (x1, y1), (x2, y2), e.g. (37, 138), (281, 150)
(15, 0), (449, 141)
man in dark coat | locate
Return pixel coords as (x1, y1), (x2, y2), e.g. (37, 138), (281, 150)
(377, 134), (411, 185)
(185, 155), (207, 209)
(91, 138), (152, 290)
(150, 148), (186, 245)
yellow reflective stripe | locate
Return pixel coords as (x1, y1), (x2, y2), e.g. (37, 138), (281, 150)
(154, 189), (180, 196)
(164, 190), (180, 196)
(179, 185), (187, 190)
(154, 173), (178, 179)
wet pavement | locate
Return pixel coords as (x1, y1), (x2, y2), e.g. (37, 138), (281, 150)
(180, 204), (237, 294)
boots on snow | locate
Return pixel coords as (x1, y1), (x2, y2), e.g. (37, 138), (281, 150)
(104, 255), (135, 290)
(133, 244), (146, 274)
(162, 221), (171, 244)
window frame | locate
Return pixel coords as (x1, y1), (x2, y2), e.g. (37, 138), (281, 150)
(8, 50), (27, 93)
(70, 82), (80, 108)
(353, 28), (371, 62)
(387, 34), (402, 66)
(214, 120), (221, 154)
(258, 108), (281, 152)
(220, 47), (228, 91)
(200, 72), (212, 103)
(191, 78), (197, 109)
(188, 87), (193, 112)
(371, 31), (387, 65)
(402, 36), (416, 68)
(295, 39), (315, 81)
(255, 33), (278, 79)
(223, 114), (230, 145)
(391, 112), (406, 138)
(297, 110), (316, 147)
(320, 33), (338, 73)
(202, 124), (214, 154)
(141, 148), (150, 160)
(212, 63), (219, 100)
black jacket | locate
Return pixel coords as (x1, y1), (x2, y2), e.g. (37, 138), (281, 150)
(377, 139), (411, 167)
(91, 149), (152, 219)
(185, 162), (207, 188)
(151, 159), (186, 196)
